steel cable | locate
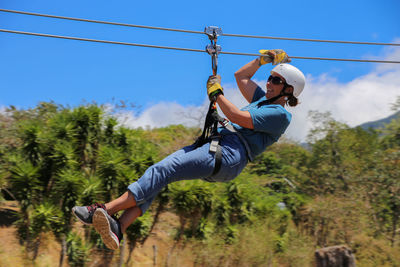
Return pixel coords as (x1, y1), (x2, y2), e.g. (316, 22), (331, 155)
(220, 51), (400, 64)
(1, 29), (400, 64)
(0, 29), (205, 53)
(1, 8), (400, 47)
(222, 33), (400, 46)
(0, 8), (204, 35)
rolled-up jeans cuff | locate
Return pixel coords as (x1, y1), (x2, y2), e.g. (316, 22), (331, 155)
(138, 202), (151, 215)
(127, 182), (145, 206)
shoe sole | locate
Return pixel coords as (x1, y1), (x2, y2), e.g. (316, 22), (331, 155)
(72, 207), (92, 225)
(93, 208), (119, 250)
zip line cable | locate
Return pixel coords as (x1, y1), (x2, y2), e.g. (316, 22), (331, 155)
(1, 8), (400, 47)
(0, 9), (204, 35)
(220, 50), (400, 63)
(2, 29), (400, 64)
(222, 33), (400, 46)
(0, 29), (205, 53)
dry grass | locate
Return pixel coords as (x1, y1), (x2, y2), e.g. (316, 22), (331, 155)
(0, 204), (184, 267)
(1, 200), (399, 267)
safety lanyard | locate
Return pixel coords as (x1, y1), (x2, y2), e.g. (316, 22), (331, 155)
(195, 26), (223, 147)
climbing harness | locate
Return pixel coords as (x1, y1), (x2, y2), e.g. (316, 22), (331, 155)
(195, 27), (296, 176)
(195, 26), (253, 177)
(194, 26), (226, 175)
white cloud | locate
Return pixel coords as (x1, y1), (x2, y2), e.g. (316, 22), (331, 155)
(0, 106), (8, 115)
(115, 46), (400, 142)
(115, 102), (208, 129)
(285, 45), (400, 141)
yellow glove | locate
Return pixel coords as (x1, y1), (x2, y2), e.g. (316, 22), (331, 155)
(259, 49), (291, 65)
(207, 75), (223, 100)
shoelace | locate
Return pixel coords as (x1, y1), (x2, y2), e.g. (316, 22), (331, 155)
(87, 203), (105, 213)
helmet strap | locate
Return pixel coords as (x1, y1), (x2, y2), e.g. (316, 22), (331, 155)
(257, 85), (292, 107)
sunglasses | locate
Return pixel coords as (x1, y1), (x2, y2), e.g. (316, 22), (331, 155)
(267, 75), (285, 85)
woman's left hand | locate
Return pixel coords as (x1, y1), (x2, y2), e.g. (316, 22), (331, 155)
(207, 75), (224, 100)
(259, 49), (291, 65)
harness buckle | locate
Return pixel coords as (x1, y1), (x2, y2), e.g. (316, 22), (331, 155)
(219, 118), (229, 127)
(209, 138), (219, 153)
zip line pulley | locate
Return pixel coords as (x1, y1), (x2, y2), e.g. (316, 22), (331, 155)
(205, 26), (222, 75)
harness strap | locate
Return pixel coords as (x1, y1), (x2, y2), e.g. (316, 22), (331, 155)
(196, 109), (254, 177)
(207, 123), (253, 178)
(211, 140), (222, 175)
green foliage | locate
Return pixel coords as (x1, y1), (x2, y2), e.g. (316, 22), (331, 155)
(224, 180), (254, 224)
(1, 103), (400, 266)
(364, 148), (400, 245)
(53, 169), (85, 231)
(66, 231), (91, 267)
(190, 217), (214, 240)
(380, 117), (400, 148)
(125, 211), (153, 247)
(0, 168), (7, 203)
(169, 181), (213, 218)
(168, 181), (214, 241)
(8, 159), (41, 211)
(31, 202), (64, 238)
(250, 151), (283, 175)
(306, 111), (380, 194)
(223, 224), (239, 244)
(1, 103), (160, 264)
(19, 121), (42, 165)
(97, 144), (126, 200)
(80, 174), (105, 205)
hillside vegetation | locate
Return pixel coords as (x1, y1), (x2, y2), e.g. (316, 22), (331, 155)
(0, 102), (399, 267)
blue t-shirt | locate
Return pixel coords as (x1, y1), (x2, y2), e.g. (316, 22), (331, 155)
(220, 86), (292, 159)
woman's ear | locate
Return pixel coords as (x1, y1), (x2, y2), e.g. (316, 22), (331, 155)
(284, 85), (294, 94)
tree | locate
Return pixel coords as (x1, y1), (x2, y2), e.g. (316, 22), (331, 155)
(249, 151), (283, 176)
(169, 181), (214, 241)
(124, 211), (153, 265)
(70, 105), (103, 173)
(306, 111), (379, 195)
(30, 202), (64, 259)
(66, 231), (91, 267)
(9, 159), (42, 248)
(366, 116), (400, 246)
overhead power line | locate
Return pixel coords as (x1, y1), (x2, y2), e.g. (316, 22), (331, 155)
(2, 29), (400, 64)
(1, 8), (400, 47)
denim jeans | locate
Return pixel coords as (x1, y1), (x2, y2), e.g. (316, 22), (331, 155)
(127, 133), (248, 214)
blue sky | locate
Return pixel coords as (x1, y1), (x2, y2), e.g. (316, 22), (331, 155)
(1, 0), (400, 140)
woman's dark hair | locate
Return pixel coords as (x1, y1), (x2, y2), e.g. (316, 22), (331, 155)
(284, 85), (299, 107)
(287, 94), (298, 107)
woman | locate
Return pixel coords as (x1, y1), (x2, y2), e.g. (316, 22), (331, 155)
(72, 50), (306, 250)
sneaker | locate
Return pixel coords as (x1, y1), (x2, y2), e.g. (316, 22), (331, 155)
(93, 208), (123, 250)
(72, 203), (106, 225)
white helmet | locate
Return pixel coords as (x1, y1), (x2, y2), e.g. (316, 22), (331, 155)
(271, 64), (305, 97)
